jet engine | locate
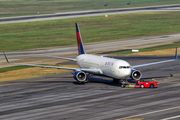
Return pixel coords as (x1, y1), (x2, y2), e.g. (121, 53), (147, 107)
(130, 69), (142, 80)
(73, 71), (87, 83)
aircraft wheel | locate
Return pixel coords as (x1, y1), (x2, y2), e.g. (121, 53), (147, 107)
(84, 79), (89, 83)
(141, 84), (144, 88)
(79, 81), (85, 84)
(121, 84), (125, 88)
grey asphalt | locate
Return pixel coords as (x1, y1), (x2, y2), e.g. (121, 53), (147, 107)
(0, 4), (180, 24)
(0, 56), (180, 120)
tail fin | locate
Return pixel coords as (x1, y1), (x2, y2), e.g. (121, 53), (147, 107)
(75, 23), (86, 55)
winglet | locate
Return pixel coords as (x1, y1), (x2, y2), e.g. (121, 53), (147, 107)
(174, 47), (178, 60)
(3, 51), (12, 64)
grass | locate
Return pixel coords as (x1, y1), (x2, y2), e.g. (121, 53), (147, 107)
(0, 0), (179, 12)
(112, 43), (180, 55)
(0, 65), (34, 73)
(0, 11), (180, 51)
(0, 64), (78, 82)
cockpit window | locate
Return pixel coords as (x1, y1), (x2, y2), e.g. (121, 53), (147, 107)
(119, 66), (130, 69)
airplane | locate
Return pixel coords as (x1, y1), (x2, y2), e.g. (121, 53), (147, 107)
(3, 23), (178, 87)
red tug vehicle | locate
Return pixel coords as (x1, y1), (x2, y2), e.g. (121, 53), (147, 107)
(135, 79), (158, 88)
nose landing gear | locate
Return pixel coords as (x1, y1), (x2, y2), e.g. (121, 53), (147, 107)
(120, 79), (127, 88)
(113, 78), (127, 88)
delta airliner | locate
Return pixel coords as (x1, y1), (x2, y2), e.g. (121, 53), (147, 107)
(4, 23), (178, 86)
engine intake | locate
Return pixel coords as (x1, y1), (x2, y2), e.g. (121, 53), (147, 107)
(73, 71), (87, 82)
(130, 69), (142, 80)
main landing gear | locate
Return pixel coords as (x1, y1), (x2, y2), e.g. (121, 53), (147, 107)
(78, 78), (89, 84)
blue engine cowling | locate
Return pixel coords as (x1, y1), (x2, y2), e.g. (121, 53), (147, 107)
(130, 69), (142, 80)
(73, 71), (87, 82)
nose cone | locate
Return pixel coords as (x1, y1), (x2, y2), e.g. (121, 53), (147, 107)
(116, 60), (131, 79)
(123, 69), (131, 78)
(118, 68), (131, 80)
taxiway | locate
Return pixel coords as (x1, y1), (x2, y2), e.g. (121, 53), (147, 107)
(0, 4), (180, 24)
(0, 56), (179, 120)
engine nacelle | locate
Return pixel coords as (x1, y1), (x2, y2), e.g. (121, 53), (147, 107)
(130, 69), (142, 80)
(73, 71), (87, 82)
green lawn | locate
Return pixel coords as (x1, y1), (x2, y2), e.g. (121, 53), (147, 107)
(0, 0), (179, 12)
(0, 65), (34, 73)
(0, 11), (180, 51)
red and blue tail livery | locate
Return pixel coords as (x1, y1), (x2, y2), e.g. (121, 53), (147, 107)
(76, 23), (86, 55)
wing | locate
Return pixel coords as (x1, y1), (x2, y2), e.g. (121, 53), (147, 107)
(3, 52), (100, 74)
(131, 47), (178, 69)
(47, 56), (76, 61)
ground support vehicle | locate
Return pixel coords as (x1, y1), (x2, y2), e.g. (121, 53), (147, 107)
(135, 80), (158, 88)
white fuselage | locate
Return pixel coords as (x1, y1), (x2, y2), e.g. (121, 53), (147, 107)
(76, 54), (131, 79)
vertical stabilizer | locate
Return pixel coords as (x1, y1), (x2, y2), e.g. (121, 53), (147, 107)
(75, 23), (86, 55)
